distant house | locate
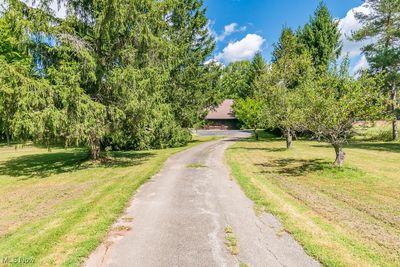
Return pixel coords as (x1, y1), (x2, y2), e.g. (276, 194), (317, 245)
(205, 99), (239, 130)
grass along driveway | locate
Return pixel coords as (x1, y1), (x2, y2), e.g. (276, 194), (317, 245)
(226, 134), (400, 267)
(0, 136), (216, 267)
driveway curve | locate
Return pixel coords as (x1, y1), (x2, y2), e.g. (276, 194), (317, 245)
(85, 132), (320, 267)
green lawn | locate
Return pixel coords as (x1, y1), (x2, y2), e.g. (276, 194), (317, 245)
(0, 136), (215, 267)
(226, 132), (400, 267)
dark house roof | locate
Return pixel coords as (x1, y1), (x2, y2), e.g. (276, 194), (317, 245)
(205, 99), (236, 120)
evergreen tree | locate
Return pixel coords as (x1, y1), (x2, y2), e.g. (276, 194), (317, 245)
(298, 2), (342, 72)
(352, 0), (400, 140)
(249, 52), (267, 87)
(0, 14), (26, 145)
(0, 1), (52, 146)
(0, 0), (219, 158)
(165, 0), (220, 128)
(271, 27), (312, 89)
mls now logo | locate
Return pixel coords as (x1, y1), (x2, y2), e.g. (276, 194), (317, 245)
(2, 257), (35, 264)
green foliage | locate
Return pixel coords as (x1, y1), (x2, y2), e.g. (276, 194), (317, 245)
(249, 52), (267, 87)
(0, 0), (218, 157)
(298, 2), (342, 72)
(353, 123), (394, 142)
(0, 16), (26, 63)
(257, 78), (307, 138)
(352, 0), (400, 76)
(303, 62), (385, 164)
(233, 98), (264, 138)
(271, 27), (314, 89)
(254, 22), (385, 163)
(256, 27), (313, 148)
(0, 10), (35, 144)
(164, 0), (222, 127)
(0, 60), (41, 143)
(218, 53), (267, 99)
(352, 0), (400, 140)
(218, 60), (253, 99)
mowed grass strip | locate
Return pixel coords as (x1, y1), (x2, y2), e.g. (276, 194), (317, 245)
(0, 136), (216, 267)
(226, 132), (400, 267)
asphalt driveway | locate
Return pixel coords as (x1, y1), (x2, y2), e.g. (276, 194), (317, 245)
(85, 135), (320, 267)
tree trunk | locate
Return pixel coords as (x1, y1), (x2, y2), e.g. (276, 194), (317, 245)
(90, 141), (101, 160)
(292, 132), (297, 140)
(393, 120), (398, 141)
(254, 128), (259, 140)
(333, 144), (345, 167)
(6, 130), (10, 146)
(285, 130), (292, 149)
(391, 84), (398, 141)
(89, 132), (101, 160)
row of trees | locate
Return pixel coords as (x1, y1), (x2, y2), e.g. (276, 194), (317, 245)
(232, 1), (399, 166)
(0, 0), (222, 159)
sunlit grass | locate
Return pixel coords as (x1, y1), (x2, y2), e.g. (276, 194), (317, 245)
(226, 132), (400, 267)
(0, 135), (215, 267)
(353, 122), (398, 142)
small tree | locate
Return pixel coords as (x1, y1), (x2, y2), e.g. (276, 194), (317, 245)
(304, 63), (384, 166)
(258, 83), (306, 148)
(256, 27), (313, 148)
(233, 98), (264, 140)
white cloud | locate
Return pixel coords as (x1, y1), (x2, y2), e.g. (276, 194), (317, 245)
(215, 34), (265, 64)
(23, 0), (66, 18)
(207, 20), (218, 41)
(217, 22), (247, 41)
(50, 0), (67, 18)
(339, 4), (372, 59)
(352, 55), (369, 73)
(204, 58), (224, 66)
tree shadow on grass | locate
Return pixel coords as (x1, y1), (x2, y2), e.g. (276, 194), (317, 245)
(236, 136), (284, 143)
(0, 150), (155, 179)
(0, 143), (11, 148)
(101, 151), (154, 168)
(0, 151), (88, 179)
(345, 142), (400, 153)
(310, 142), (400, 153)
(228, 146), (287, 152)
(256, 158), (329, 177)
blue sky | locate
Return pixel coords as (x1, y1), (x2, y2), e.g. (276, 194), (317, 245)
(203, 0), (370, 73)
(24, 0), (370, 74)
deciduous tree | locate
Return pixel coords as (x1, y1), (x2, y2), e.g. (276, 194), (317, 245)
(233, 98), (264, 140)
(304, 62), (384, 166)
(256, 27), (313, 148)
